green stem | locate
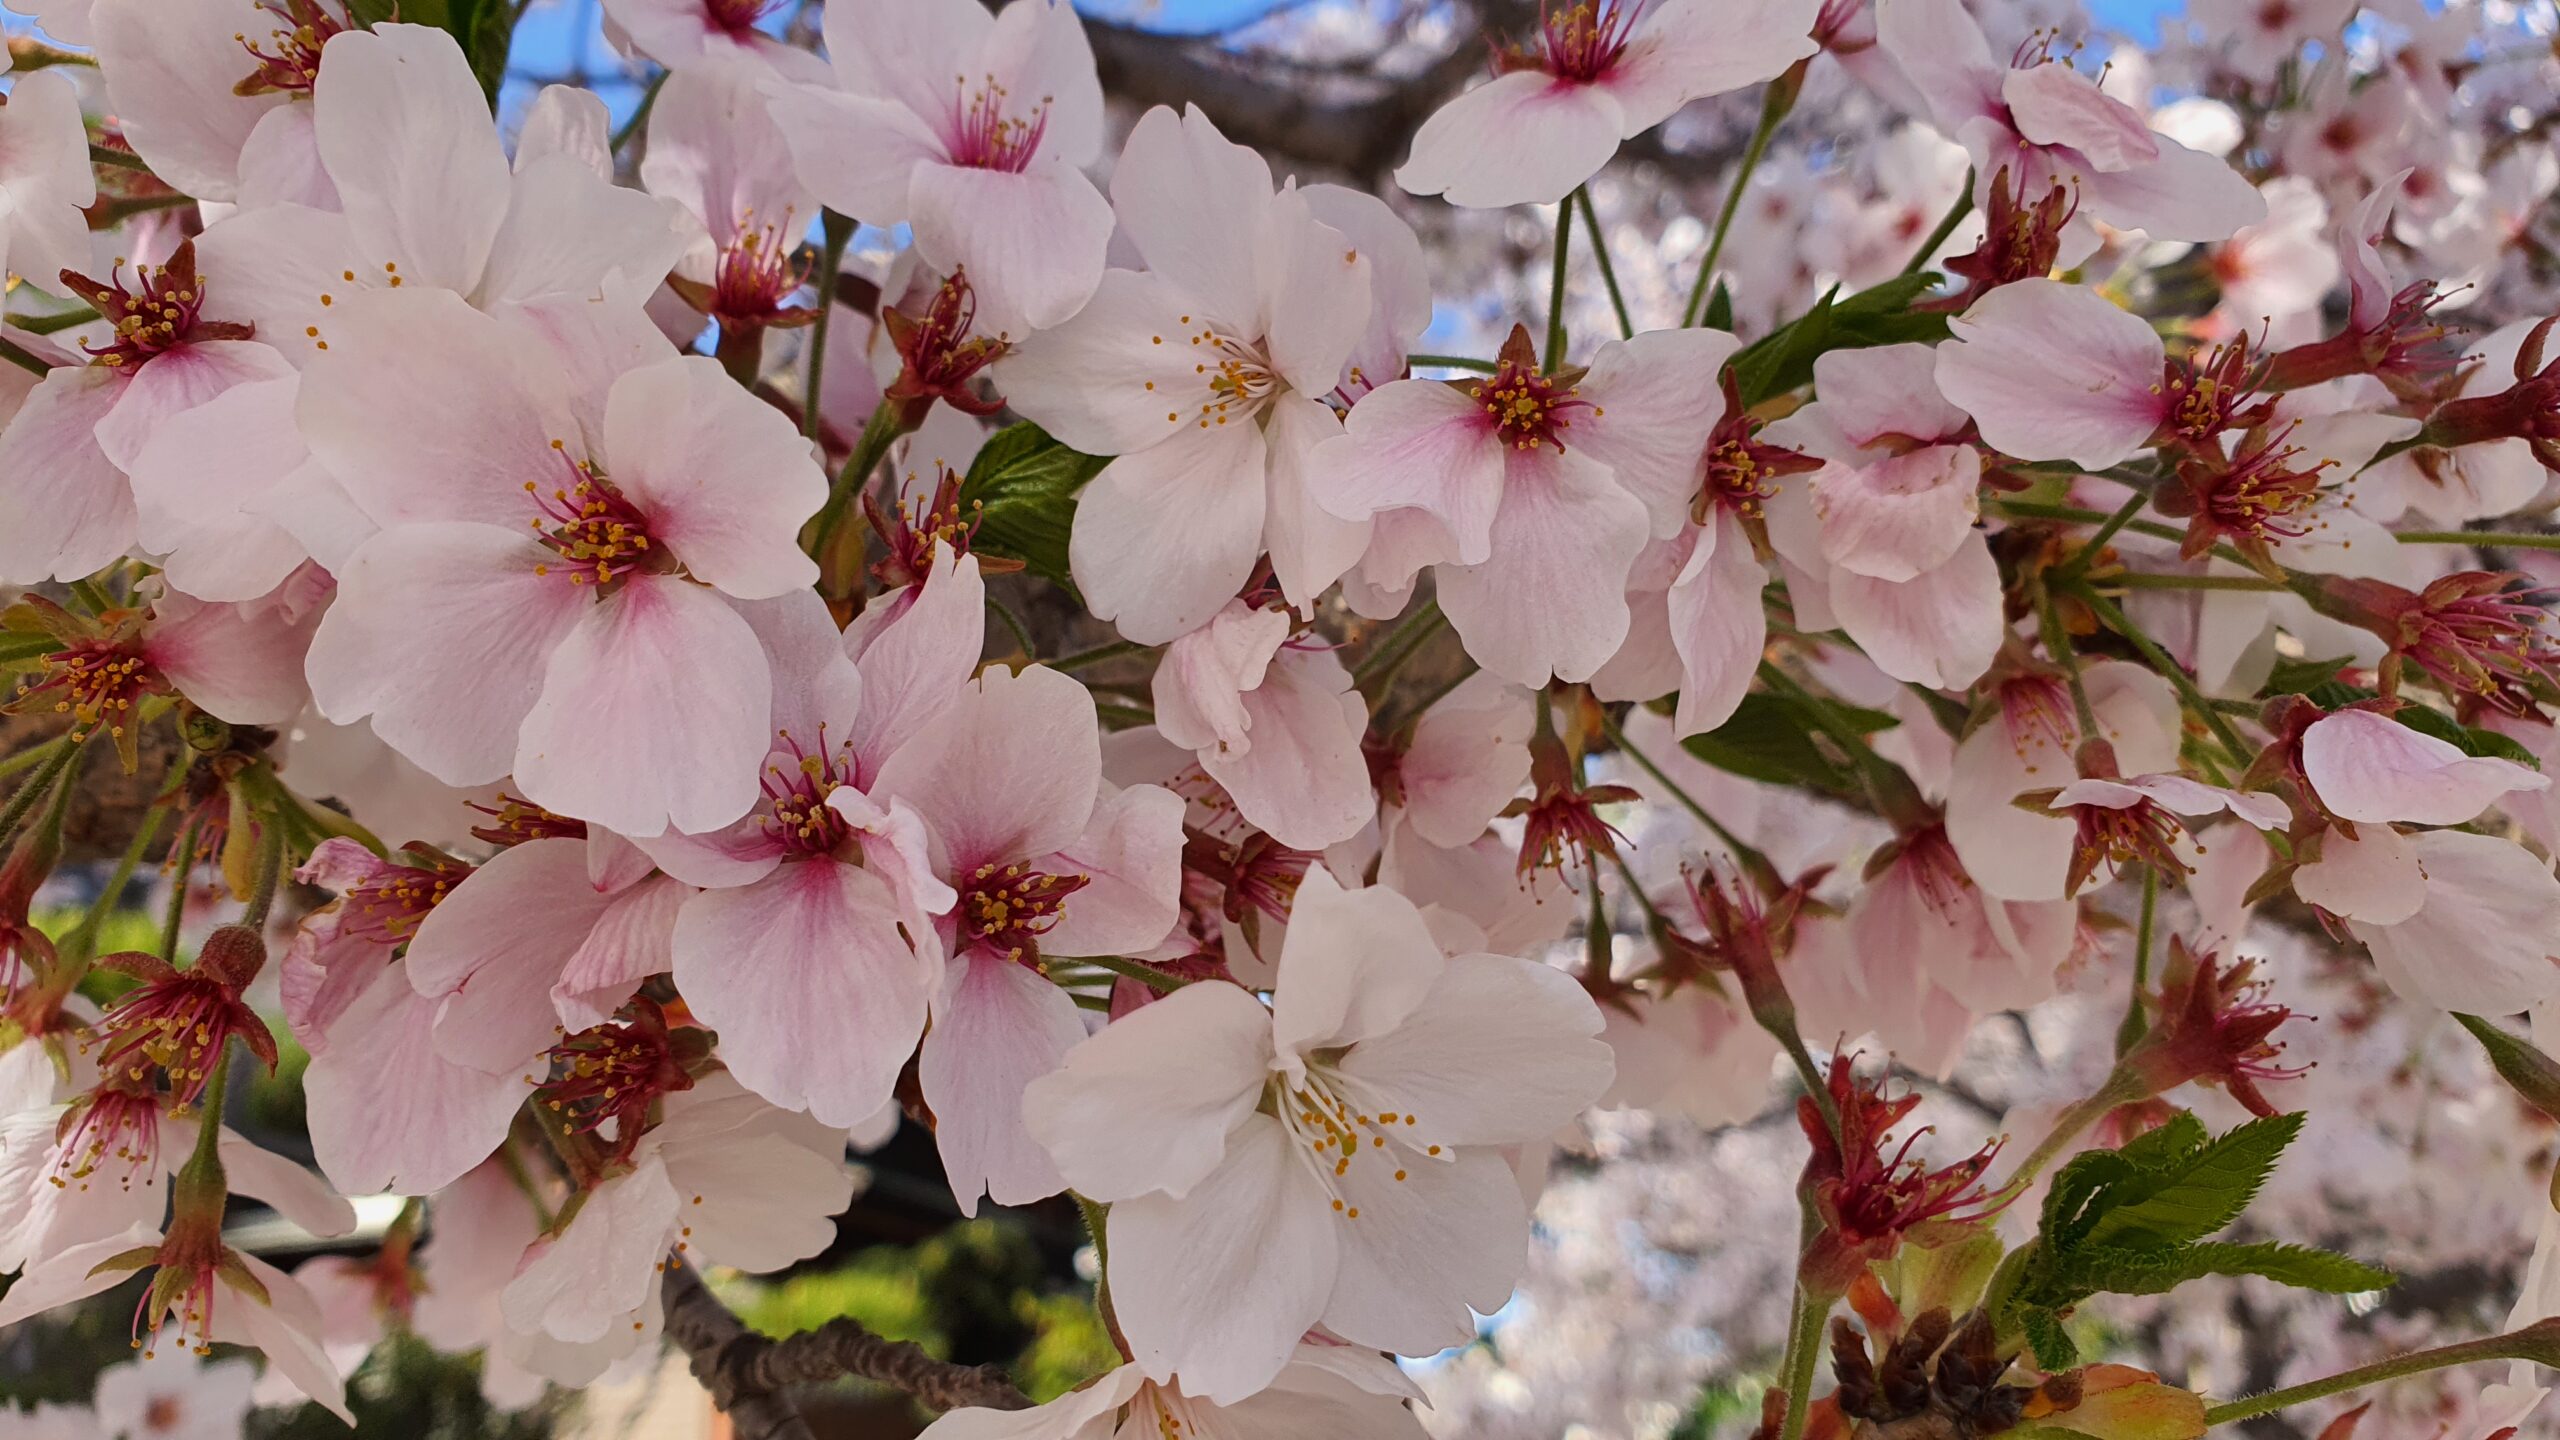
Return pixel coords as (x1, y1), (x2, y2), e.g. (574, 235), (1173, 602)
(2001, 1066), (2149, 1191)
(236, 817), (288, 932)
(1351, 600), (1446, 688)
(1899, 177), (1975, 276)
(609, 70), (666, 154)
(2202, 1320), (2560, 1426)
(1406, 353), (1498, 374)
(3, 307), (98, 336)
(984, 595), (1035, 660)
(0, 336), (49, 378)
(2071, 583), (2255, 768)
(803, 210), (854, 444)
(2064, 487), (2154, 573)
(1387, 657), (1482, 734)
(1574, 188), (1634, 340)
(1544, 197), (1575, 373)
(2102, 572), (2290, 592)
(809, 402), (907, 557)
(89, 143), (151, 171)
(2117, 866), (2158, 1058)
(1683, 70), (1799, 328)
(1067, 953), (1185, 993)
(1051, 639), (1154, 673)
(0, 740), (78, 846)
(1595, 708), (1779, 885)
(57, 796), (172, 969)
(1774, 1274), (1831, 1440)
(160, 822), (203, 961)
(2032, 583), (2102, 738)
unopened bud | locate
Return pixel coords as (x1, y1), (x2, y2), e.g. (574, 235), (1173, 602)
(2455, 1012), (2560, 1124)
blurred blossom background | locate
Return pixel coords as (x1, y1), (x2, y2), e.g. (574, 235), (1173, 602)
(5, 0), (2558, 1435)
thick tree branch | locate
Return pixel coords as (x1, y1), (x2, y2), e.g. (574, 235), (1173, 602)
(660, 1260), (1034, 1440)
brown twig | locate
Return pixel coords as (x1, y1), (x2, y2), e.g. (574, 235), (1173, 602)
(659, 1261), (1033, 1440)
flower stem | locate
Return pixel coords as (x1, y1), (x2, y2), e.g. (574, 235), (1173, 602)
(1351, 599), (1446, 690)
(1065, 953), (1184, 993)
(1545, 196), (1576, 373)
(2117, 866), (2158, 1057)
(236, 815), (288, 932)
(1050, 639), (1154, 673)
(0, 738), (78, 847)
(1595, 707), (1780, 887)
(88, 142), (151, 171)
(2101, 572), (2291, 591)
(2061, 487), (2153, 575)
(1683, 63), (1803, 328)
(1407, 353), (1498, 374)
(0, 336), (48, 378)
(1775, 1259), (1832, 1440)
(803, 210), (855, 444)
(1575, 188), (1634, 340)
(609, 69), (667, 154)
(2394, 530), (2560, 550)
(2070, 583), (2256, 769)
(160, 821), (203, 962)
(1999, 1065), (2149, 1191)
(2202, 1319), (2560, 1426)
(2032, 582), (2102, 738)
(1899, 177), (1975, 276)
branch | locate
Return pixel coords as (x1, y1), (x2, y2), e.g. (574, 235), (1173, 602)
(660, 1261), (1033, 1440)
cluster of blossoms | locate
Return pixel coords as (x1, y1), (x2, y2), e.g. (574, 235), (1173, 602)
(2, 0), (2560, 1434)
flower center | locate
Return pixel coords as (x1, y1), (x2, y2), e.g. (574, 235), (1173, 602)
(467, 793), (589, 847)
(1188, 328), (1281, 430)
(526, 449), (660, 587)
(957, 863), (1089, 960)
(1471, 360), (1589, 451)
(233, 0), (344, 96)
(760, 727), (855, 858)
(52, 1083), (162, 1193)
(61, 244), (249, 369)
(339, 855), (463, 944)
(702, 0), (781, 37)
(949, 77), (1050, 173)
(535, 1012), (692, 1161)
(1271, 1064), (1441, 1221)
(92, 975), (263, 1109)
(1538, 1), (1643, 82)
(15, 638), (157, 749)
(712, 215), (808, 325)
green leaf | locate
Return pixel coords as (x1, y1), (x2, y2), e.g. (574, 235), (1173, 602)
(2456, 1012), (2560, 1122)
(2074, 1112), (2303, 1253)
(2391, 704), (2541, 768)
(2111, 1110), (2209, 1171)
(346, 0), (428, 25)
(2261, 654), (2353, 696)
(440, 0), (514, 103)
(2060, 1241), (2392, 1297)
(2021, 1307), (2080, 1370)
(957, 422), (1112, 590)
(1678, 691), (1898, 795)
(1702, 280), (1735, 333)
(1728, 273), (1951, 407)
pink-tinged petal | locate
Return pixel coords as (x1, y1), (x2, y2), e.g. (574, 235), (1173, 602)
(1155, 601), (1290, 755)
(1021, 980), (1273, 1201)
(1810, 343), (1972, 448)
(94, 340), (296, 473)
(1320, 1147), (1529, 1361)
(603, 0), (830, 78)
(1945, 661), (2178, 900)
(1935, 279), (2165, 469)
(648, 1082), (853, 1272)
(478, 154), (692, 308)
(312, 26), (513, 294)
(878, 663), (1100, 867)
(908, 160), (1112, 335)
(0, 72), (97, 295)
(236, 101), (339, 210)
(1110, 105), (1276, 334)
(1813, 444), (1981, 582)
(305, 523), (589, 786)
(1203, 647), (1375, 851)
(979, 0), (1105, 165)
(1395, 71), (1628, 209)
(143, 591), (314, 725)
(1437, 447), (1649, 686)
(91, 0), (282, 202)
(1037, 783), (1186, 958)
(586, 827), (658, 893)
(1873, 0), (2004, 131)
(1105, 1117), (1337, 1405)
(819, 0), (991, 140)
(2293, 823), (2424, 925)
(638, 61), (808, 243)
(2053, 773), (2289, 829)
(2353, 830), (2560, 1014)
(671, 860), (934, 1127)
(2078, 137), (2268, 243)
(762, 84), (947, 224)
(502, 1159), (677, 1344)
(282, 941), (388, 1055)
(1667, 514), (1769, 737)
(846, 545), (984, 781)
(1262, 396), (1371, 614)
(1830, 529), (2002, 687)
(552, 873), (685, 1030)
(129, 377), (315, 603)
(0, 367), (135, 584)
(307, 960), (527, 1195)
(217, 1130), (357, 1240)
(515, 576), (771, 837)
(993, 268), (1212, 456)
(599, 356), (824, 598)
(1571, 328), (1735, 537)
(1603, 0), (1820, 132)
(1309, 378), (1502, 561)
(1270, 868), (1446, 1057)
(1301, 183), (1434, 393)
(296, 288), (576, 528)
(518, 85), (613, 178)
(1069, 423), (1270, 645)
(1258, 189), (1371, 399)
(2000, 65), (2160, 170)
(190, 202), (363, 370)
(1335, 955), (1612, 1145)
(2301, 707), (2551, 826)
(226, 1256), (354, 1424)
(1398, 672), (1534, 848)
(0, 1226), (164, 1329)
(920, 952), (1084, 1216)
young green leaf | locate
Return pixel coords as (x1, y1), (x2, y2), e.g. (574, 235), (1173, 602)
(2074, 1112), (2303, 1252)
(2058, 1240), (2392, 1297)
(957, 422), (1111, 591)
